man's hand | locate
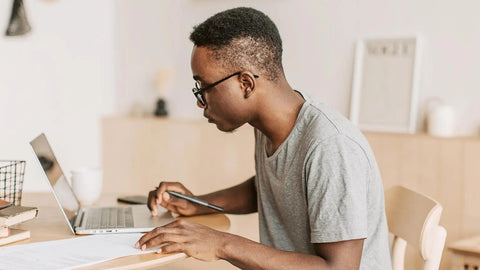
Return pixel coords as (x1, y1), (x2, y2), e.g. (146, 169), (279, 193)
(136, 218), (364, 269)
(136, 219), (226, 261)
(148, 181), (200, 216)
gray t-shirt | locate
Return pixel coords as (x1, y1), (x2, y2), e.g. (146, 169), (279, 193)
(254, 92), (391, 269)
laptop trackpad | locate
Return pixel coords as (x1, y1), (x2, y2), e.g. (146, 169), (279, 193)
(132, 205), (174, 230)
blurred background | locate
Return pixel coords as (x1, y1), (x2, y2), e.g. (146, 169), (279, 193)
(1, 0), (480, 193)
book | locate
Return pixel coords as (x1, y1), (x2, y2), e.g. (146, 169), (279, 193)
(0, 228), (30, 246)
(0, 205), (38, 227)
(0, 227), (9, 237)
(0, 199), (12, 210)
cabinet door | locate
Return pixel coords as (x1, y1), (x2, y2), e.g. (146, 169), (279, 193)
(452, 253), (480, 270)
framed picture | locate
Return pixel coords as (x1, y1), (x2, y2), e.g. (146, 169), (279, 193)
(350, 36), (422, 133)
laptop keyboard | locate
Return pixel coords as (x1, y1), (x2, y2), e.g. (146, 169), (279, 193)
(84, 207), (134, 229)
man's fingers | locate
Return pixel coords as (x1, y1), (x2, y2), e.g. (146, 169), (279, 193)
(163, 204), (180, 214)
(136, 227), (183, 250)
(157, 242), (184, 254)
(148, 190), (159, 216)
(158, 192), (170, 208)
(143, 234), (184, 250)
(160, 191), (189, 210)
(163, 192), (186, 207)
(136, 227), (167, 248)
(156, 182), (193, 205)
(136, 220), (189, 248)
(153, 182), (196, 216)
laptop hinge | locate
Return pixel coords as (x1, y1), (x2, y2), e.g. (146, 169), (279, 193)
(73, 210), (85, 228)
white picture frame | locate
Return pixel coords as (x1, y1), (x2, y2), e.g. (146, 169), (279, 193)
(350, 36), (422, 133)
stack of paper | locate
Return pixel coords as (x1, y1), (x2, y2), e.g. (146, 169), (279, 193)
(0, 233), (177, 270)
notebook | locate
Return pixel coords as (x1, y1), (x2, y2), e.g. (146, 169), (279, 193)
(0, 205), (38, 227)
(0, 227), (9, 237)
(0, 228), (30, 246)
(30, 133), (174, 234)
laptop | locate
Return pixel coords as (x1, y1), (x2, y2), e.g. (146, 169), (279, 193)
(30, 133), (174, 234)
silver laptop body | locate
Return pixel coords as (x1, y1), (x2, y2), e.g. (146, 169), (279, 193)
(30, 133), (174, 235)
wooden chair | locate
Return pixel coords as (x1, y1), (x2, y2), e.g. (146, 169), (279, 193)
(385, 185), (447, 270)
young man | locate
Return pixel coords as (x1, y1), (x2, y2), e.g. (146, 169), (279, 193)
(136, 7), (391, 269)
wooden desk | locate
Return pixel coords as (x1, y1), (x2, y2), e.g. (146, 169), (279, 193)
(10, 192), (230, 270)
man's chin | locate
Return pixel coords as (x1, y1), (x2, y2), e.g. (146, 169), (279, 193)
(213, 122), (238, 133)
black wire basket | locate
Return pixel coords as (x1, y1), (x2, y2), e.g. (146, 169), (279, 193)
(0, 160), (26, 206)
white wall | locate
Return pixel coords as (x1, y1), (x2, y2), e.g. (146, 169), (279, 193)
(0, 0), (115, 192)
(115, 0), (480, 135)
(2, 0), (480, 192)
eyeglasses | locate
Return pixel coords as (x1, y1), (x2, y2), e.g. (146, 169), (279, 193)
(192, 71), (259, 106)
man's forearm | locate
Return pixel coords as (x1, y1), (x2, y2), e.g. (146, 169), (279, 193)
(219, 233), (329, 270)
(198, 176), (257, 214)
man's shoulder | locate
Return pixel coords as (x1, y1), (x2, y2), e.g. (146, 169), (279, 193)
(296, 95), (372, 157)
(298, 97), (354, 141)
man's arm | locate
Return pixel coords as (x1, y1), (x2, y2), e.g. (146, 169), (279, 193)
(136, 219), (364, 270)
(197, 176), (257, 214)
(148, 176), (257, 216)
(222, 233), (364, 269)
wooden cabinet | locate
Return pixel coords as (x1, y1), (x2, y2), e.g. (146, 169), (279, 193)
(101, 117), (255, 196)
(449, 236), (480, 270)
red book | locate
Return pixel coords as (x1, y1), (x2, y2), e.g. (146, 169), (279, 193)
(0, 199), (12, 210)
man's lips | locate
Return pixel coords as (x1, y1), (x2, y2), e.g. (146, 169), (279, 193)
(204, 113), (214, 123)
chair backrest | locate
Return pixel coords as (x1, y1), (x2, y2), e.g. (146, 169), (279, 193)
(385, 185), (447, 270)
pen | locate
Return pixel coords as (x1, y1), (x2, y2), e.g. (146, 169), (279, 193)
(166, 191), (224, 212)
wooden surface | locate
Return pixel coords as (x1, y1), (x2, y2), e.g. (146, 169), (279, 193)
(449, 235), (480, 255)
(102, 117), (480, 270)
(9, 192), (230, 270)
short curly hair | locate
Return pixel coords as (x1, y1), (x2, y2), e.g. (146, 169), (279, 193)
(189, 7), (284, 81)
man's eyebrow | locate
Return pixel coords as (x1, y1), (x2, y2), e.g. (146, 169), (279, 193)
(193, 75), (202, 81)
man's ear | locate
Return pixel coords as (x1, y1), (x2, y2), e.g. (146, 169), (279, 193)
(239, 72), (257, 98)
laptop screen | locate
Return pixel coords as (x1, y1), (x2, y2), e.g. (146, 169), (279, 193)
(30, 133), (80, 226)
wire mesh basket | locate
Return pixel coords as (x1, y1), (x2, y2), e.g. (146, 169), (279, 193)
(0, 160), (26, 206)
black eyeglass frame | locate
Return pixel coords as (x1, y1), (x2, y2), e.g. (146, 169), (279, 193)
(192, 71), (259, 106)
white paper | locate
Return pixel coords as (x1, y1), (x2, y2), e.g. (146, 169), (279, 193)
(0, 233), (162, 270)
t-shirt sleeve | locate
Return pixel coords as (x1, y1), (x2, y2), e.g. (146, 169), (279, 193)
(305, 134), (369, 243)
